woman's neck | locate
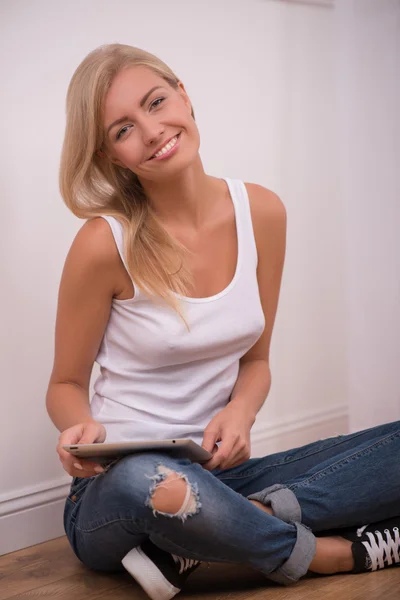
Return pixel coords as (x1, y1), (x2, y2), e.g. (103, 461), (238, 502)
(139, 156), (218, 230)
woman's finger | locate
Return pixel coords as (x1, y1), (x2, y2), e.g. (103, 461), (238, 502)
(218, 438), (249, 470)
(72, 458), (105, 473)
(66, 461), (104, 478)
(71, 465), (104, 477)
(206, 436), (236, 470)
(57, 447), (105, 477)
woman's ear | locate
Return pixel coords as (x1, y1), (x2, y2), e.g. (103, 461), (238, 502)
(110, 157), (127, 168)
(177, 80), (192, 113)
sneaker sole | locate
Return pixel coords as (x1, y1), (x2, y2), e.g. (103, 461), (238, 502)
(122, 546), (181, 600)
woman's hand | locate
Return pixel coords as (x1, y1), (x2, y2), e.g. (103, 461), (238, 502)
(57, 419), (107, 478)
(201, 403), (254, 471)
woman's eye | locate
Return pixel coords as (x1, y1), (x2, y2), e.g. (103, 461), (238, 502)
(115, 98), (165, 140)
(151, 97), (165, 109)
(116, 125), (130, 140)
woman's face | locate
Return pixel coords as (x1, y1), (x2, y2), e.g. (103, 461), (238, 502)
(101, 65), (199, 181)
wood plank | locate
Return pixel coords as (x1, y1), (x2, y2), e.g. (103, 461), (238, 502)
(0, 537), (85, 600)
(181, 563), (400, 600)
(1, 536), (400, 600)
(3, 573), (139, 600)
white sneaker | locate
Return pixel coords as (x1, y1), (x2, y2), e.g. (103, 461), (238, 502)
(122, 539), (201, 600)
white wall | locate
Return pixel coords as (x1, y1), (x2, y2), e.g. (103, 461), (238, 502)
(335, 0), (400, 431)
(251, 0), (347, 444)
(0, 0), (346, 553)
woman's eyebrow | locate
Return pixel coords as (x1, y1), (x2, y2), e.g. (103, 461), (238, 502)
(106, 86), (165, 137)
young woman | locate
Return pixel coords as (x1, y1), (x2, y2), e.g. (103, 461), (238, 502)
(46, 43), (400, 600)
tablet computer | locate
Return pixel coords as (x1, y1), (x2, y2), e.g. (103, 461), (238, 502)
(63, 438), (213, 465)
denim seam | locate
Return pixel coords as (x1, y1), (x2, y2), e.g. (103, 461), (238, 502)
(74, 512), (149, 534)
(147, 531), (242, 563)
(73, 516), (236, 562)
(288, 430), (400, 491)
(217, 431), (371, 481)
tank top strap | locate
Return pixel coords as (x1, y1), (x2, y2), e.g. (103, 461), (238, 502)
(224, 178), (258, 268)
(100, 215), (140, 298)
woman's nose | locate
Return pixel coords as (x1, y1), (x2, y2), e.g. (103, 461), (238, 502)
(141, 120), (164, 146)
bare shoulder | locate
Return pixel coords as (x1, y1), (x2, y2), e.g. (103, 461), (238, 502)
(64, 216), (123, 299)
(71, 217), (119, 266)
(244, 182), (286, 259)
(244, 182), (286, 230)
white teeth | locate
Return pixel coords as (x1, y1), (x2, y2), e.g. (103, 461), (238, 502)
(153, 135), (178, 158)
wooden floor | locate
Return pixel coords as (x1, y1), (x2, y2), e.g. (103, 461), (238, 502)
(1, 536), (400, 600)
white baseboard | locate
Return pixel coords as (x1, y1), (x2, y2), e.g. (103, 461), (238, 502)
(1, 404), (348, 556)
(0, 477), (71, 556)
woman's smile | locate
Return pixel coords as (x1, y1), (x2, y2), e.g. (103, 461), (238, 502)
(147, 132), (182, 161)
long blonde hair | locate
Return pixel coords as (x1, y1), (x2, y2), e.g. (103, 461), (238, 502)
(59, 43), (196, 328)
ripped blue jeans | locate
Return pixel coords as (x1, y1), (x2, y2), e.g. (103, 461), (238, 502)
(64, 420), (400, 585)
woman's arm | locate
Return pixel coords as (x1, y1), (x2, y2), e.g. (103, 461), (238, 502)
(46, 218), (119, 432)
(201, 184), (287, 470)
(229, 183), (287, 419)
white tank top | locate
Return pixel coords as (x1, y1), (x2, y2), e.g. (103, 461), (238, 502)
(91, 178), (265, 445)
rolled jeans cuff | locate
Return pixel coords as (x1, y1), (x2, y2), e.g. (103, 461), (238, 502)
(247, 483), (301, 523)
(267, 521), (316, 585)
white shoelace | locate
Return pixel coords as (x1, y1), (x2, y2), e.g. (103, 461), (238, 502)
(172, 554), (200, 575)
(362, 527), (400, 570)
(357, 524), (369, 537)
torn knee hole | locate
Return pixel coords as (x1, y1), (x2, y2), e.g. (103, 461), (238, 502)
(152, 473), (187, 513)
(147, 465), (199, 518)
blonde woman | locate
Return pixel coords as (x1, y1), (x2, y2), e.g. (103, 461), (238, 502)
(47, 43), (400, 600)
